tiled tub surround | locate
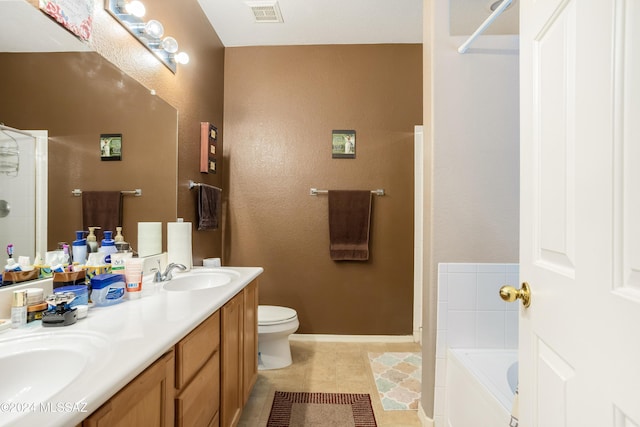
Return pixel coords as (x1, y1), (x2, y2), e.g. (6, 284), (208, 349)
(433, 263), (519, 427)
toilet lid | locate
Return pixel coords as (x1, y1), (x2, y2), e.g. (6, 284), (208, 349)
(259, 305), (297, 325)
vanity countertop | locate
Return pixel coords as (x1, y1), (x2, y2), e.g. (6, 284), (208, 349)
(0, 266), (263, 427)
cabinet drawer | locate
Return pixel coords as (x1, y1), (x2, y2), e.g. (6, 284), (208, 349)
(176, 350), (220, 427)
(176, 311), (220, 390)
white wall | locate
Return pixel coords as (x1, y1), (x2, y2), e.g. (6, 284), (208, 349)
(421, 0), (520, 418)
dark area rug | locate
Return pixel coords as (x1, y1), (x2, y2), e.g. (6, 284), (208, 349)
(267, 391), (377, 427)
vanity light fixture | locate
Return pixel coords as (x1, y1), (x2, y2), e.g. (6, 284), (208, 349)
(124, 0), (145, 17)
(105, 0), (190, 73)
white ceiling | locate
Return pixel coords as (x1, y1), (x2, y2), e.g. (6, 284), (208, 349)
(0, 0), (89, 52)
(196, 0), (424, 47)
(0, 0), (518, 52)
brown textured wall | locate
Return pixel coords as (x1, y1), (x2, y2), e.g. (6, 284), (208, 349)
(0, 52), (177, 250)
(11, 0), (225, 262)
(224, 45), (422, 334)
(89, 0), (226, 264)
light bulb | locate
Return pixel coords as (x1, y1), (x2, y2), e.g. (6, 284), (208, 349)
(175, 52), (190, 65)
(162, 37), (179, 53)
(125, 1), (146, 18)
(144, 20), (164, 39)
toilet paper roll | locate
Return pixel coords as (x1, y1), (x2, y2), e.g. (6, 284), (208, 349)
(138, 222), (162, 258)
(167, 222), (192, 270)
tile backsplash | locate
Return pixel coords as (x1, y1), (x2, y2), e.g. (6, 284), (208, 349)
(433, 262), (519, 426)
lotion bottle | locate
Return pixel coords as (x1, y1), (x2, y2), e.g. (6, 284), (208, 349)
(11, 290), (27, 328)
(86, 227), (100, 253)
(72, 231), (87, 265)
(99, 230), (117, 264)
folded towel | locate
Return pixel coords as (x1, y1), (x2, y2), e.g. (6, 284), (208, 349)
(328, 190), (372, 261)
(197, 185), (222, 230)
(82, 191), (122, 237)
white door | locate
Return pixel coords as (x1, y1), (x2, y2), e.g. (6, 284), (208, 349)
(519, 0), (640, 426)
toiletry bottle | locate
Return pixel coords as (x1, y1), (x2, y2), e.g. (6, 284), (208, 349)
(62, 244), (71, 266)
(114, 227), (130, 252)
(11, 290), (27, 328)
(72, 231), (87, 265)
(86, 227), (100, 253)
(99, 230), (117, 264)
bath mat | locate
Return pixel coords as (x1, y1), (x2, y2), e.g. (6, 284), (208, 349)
(368, 352), (421, 411)
(267, 391), (377, 427)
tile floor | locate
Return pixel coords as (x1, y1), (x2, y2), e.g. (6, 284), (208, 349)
(238, 338), (423, 427)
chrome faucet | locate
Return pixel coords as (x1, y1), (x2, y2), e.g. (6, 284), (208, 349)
(153, 262), (187, 282)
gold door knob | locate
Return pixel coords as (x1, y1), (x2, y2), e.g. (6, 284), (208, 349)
(499, 282), (531, 308)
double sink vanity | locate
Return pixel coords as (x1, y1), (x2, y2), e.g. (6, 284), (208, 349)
(0, 266), (262, 427)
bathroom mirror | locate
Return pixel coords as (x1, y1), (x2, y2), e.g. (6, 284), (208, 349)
(0, 1), (178, 288)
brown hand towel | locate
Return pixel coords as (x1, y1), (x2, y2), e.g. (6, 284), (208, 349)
(82, 191), (123, 237)
(328, 190), (372, 261)
(198, 185), (222, 230)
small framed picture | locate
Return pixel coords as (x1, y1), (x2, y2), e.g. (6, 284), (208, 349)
(100, 134), (122, 161)
(332, 130), (356, 159)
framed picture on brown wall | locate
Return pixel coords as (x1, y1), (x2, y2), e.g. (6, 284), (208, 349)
(332, 130), (356, 159)
(100, 134), (122, 161)
(200, 122), (217, 173)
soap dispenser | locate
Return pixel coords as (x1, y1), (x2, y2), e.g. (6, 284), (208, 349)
(114, 227), (130, 252)
(72, 231), (87, 265)
(99, 231), (117, 264)
(86, 227), (100, 253)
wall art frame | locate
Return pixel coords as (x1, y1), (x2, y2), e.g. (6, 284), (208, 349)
(332, 130), (356, 159)
(200, 122), (217, 173)
(100, 133), (122, 161)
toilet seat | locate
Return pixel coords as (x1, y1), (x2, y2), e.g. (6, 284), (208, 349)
(259, 305), (297, 325)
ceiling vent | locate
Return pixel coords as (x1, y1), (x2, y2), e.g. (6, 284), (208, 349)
(246, 1), (284, 23)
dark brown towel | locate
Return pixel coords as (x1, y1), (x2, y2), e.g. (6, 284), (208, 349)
(328, 190), (372, 261)
(82, 191), (122, 238)
(198, 185), (222, 230)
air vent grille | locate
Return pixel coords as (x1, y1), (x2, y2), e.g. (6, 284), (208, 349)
(246, 1), (284, 23)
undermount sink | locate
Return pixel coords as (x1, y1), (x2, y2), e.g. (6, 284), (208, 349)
(162, 269), (240, 292)
(0, 331), (111, 413)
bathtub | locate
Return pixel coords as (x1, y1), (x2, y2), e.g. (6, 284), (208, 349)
(444, 348), (518, 427)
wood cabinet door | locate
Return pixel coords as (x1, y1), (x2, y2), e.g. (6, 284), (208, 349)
(220, 292), (243, 427)
(242, 281), (258, 404)
(83, 350), (175, 427)
(175, 350), (220, 427)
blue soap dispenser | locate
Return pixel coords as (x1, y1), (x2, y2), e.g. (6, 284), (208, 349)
(99, 230), (117, 264)
(72, 231), (87, 265)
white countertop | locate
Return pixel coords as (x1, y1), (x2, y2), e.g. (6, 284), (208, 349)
(0, 266), (263, 427)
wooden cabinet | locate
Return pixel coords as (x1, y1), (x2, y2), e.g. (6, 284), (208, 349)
(221, 291), (243, 427)
(83, 280), (258, 427)
(221, 280), (259, 427)
(175, 311), (221, 427)
(83, 350), (175, 427)
(242, 280), (258, 404)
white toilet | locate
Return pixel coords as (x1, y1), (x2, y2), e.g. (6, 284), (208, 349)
(257, 305), (299, 370)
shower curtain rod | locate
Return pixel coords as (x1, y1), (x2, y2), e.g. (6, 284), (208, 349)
(458, 0), (513, 54)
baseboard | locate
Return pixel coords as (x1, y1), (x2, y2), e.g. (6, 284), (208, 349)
(290, 334), (417, 343)
(418, 402), (434, 427)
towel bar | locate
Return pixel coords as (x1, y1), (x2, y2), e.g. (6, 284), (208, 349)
(310, 188), (384, 196)
(189, 180), (222, 191)
(72, 189), (142, 197)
